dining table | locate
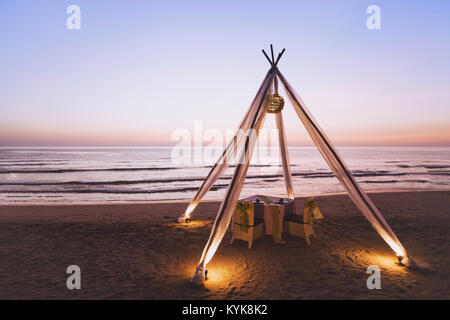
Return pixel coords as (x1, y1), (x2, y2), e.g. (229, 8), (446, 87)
(240, 195), (294, 242)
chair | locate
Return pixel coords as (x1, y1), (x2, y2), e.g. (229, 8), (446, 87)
(284, 198), (319, 245)
(230, 201), (265, 249)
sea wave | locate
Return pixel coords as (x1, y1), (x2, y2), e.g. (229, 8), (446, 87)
(0, 167), (180, 174)
(0, 184), (229, 194)
(0, 163), (296, 174)
(360, 179), (429, 184)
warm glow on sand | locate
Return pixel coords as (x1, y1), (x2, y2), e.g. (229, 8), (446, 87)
(383, 237), (407, 259)
(370, 254), (408, 272)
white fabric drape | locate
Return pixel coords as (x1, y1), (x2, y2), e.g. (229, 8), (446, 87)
(191, 71), (275, 283)
(190, 65), (409, 284)
(180, 70), (275, 220)
(276, 111), (294, 199)
(277, 70), (407, 259)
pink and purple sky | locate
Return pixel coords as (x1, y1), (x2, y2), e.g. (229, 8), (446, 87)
(1, 0), (449, 147)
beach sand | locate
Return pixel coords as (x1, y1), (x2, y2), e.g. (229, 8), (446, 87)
(0, 190), (448, 299)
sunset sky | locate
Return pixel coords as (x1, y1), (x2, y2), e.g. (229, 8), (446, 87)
(1, 0), (449, 147)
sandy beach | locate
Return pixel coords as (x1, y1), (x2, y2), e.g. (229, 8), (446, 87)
(0, 190), (449, 300)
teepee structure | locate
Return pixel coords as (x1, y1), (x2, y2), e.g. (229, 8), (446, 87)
(181, 46), (411, 285)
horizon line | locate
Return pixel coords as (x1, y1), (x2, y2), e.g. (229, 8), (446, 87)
(1, 145), (450, 149)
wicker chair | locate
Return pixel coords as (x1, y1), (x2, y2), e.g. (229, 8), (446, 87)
(230, 201), (265, 249)
(284, 199), (318, 245)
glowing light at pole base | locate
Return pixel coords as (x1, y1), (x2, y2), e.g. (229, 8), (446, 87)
(185, 203), (196, 218)
(374, 226), (408, 264)
(384, 237), (408, 264)
(178, 202), (198, 223)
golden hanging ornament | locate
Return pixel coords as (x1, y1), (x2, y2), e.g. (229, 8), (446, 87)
(267, 94), (285, 113)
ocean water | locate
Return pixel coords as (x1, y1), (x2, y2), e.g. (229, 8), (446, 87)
(0, 147), (449, 203)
